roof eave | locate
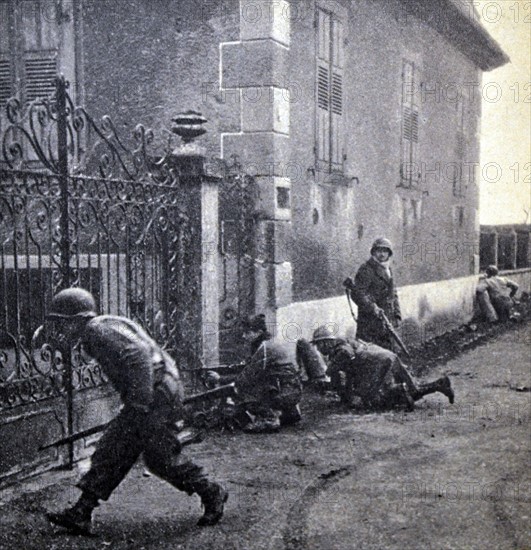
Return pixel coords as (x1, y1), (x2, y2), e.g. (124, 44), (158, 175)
(402, 0), (510, 71)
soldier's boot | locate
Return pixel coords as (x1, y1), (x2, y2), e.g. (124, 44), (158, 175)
(330, 371), (349, 404)
(243, 414), (281, 433)
(279, 404), (302, 426)
(386, 383), (415, 412)
(416, 376), (454, 404)
(47, 491), (98, 535)
(243, 408), (281, 433)
(196, 482), (229, 526)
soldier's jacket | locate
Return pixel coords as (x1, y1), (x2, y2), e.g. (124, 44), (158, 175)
(327, 338), (403, 405)
(236, 340), (301, 406)
(81, 315), (184, 411)
(350, 257), (401, 346)
(476, 276), (518, 321)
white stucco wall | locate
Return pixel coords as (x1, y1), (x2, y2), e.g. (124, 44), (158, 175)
(274, 269), (531, 348)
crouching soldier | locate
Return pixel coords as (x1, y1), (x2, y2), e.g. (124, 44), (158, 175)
(295, 338), (330, 390)
(311, 326), (454, 411)
(236, 314), (303, 433)
(476, 265), (519, 323)
(45, 288), (228, 535)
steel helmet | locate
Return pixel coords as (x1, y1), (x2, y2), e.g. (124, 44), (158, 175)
(241, 313), (268, 333)
(47, 288), (97, 319)
(370, 237), (393, 256)
(311, 325), (338, 343)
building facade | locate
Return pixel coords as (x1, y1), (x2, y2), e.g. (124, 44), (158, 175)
(1, 0), (510, 347)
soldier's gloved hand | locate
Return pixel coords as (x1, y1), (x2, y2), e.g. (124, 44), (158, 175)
(372, 304), (383, 317)
(343, 277), (354, 289)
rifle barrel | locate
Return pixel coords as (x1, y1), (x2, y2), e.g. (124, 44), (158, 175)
(40, 383), (236, 450)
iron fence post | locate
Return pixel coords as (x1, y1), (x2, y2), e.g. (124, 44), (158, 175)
(56, 75), (74, 466)
(57, 75), (71, 291)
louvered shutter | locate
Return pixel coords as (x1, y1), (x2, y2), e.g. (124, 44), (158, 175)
(0, 59), (11, 104)
(316, 9), (330, 164)
(0, 1), (11, 105)
(401, 61), (419, 187)
(330, 18), (344, 169)
(24, 54), (57, 101)
(22, 0), (59, 103)
(454, 96), (466, 196)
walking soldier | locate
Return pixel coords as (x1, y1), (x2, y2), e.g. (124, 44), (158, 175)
(45, 288), (228, 535)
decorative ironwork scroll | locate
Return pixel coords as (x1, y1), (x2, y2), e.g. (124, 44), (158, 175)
(0, 77), (197, 414)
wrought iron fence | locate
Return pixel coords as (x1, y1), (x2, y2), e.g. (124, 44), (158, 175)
(0, 77), (202, 478)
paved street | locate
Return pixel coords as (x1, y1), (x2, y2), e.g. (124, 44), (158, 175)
(1, 324), (530, 550)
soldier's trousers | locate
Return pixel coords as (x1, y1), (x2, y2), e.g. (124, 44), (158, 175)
(78, 406), (209, 501)
(345, 343), (418, 408)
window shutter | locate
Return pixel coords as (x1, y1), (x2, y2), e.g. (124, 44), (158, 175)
(24, 54), (57, 101)
(331, 72), (342, 115)
(330, 18), (344, 169)
(0, 2), (11, 105)
(316, 9), (345, 172)
(316, 9), (331, 164)
(453, 96), (466, 196)
(317, 65), (329, 111)
(0, 57), (11, 104)
(401, 61), (419, 187)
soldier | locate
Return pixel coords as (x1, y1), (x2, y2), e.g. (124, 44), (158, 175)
(476, 265), (519, 323)
(295, 338), (330, 389)
(45, 288), (228, 535)
(235, 314), (303, 433)
(311, 326), (454, 411)
(348, 237), (401, 351)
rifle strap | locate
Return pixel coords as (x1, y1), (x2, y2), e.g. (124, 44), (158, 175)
(345, 289), (358, 322)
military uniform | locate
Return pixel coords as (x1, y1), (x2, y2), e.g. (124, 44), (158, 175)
(324, 337), (453, 411)
(46, 288), (227, 535)
(476, 268), (519, 322)
(350, 240), (401, 351)
(236, 339), (302, 430)
(77, 315), (212, 500)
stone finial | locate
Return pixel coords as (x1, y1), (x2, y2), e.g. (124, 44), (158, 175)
(171, 111), (207, 144)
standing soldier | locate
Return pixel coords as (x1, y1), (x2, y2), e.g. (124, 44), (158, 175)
(311, 325), (454, 411)
(349, 237), (402, 351)
(45, 288), (228, 535)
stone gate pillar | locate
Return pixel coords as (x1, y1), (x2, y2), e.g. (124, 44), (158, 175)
(169, 113), (220, 372)
(220, 0), (293, 329)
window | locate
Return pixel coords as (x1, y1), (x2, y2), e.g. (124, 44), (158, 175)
(402, 198), (422, 228)
(400, 60), (419, 187)
(316, 8), (344, 173)
(0, 1), (13, 106)
(454, 205), (465, 227)
(453, 95), (466, 197)
(0, 0), (77, 108)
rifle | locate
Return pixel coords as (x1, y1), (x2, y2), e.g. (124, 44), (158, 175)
(343, 277), (410, 358)
(377, 310), (410, 358)
(39, 383), (236, 451)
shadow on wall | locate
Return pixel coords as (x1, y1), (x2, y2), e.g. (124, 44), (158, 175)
(292, 236), (344, 301)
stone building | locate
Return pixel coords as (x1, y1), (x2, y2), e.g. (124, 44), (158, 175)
(1, 0), (515, 351)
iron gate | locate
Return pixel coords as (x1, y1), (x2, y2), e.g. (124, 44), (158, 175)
(0, 77), (200, 485)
